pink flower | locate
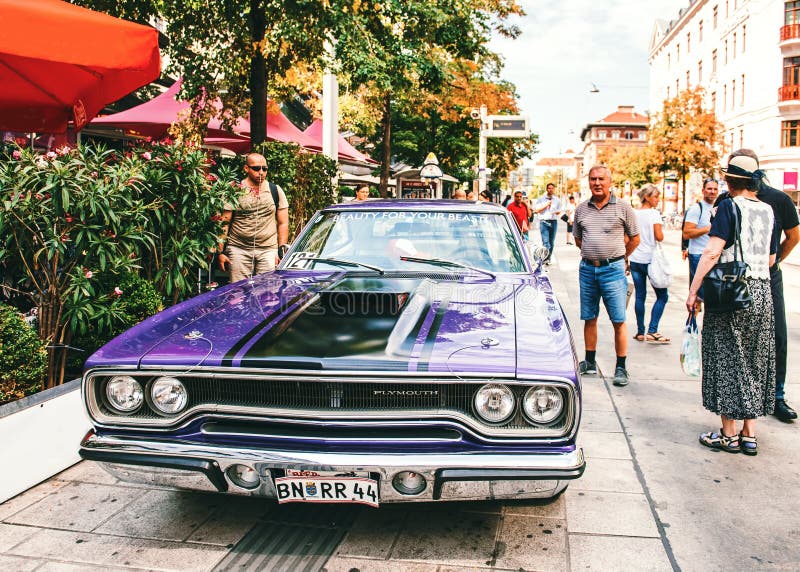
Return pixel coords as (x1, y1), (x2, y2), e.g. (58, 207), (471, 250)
(90, 171), (98, 178)
(205, 173), (217, 182)
(65, 214), (74, 223)
(85, 270), (93, 279)
(34, 193), (43, 200)
(113, 287), (123, 296)
(142, 151), (152, 160)
(56, 145), (70, 156)
(46, 151), (56, 159)
(12, 150), (21, 160)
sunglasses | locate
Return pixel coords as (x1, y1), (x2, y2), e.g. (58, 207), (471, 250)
(247, 165), (267, 172)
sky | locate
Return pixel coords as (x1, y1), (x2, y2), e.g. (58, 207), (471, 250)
(490, 0), (687, 163)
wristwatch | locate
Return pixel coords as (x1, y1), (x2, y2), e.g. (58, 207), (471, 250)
(278, 244), (289, 259)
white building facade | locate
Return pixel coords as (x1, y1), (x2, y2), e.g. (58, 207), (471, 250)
(649, 0), (800, 204)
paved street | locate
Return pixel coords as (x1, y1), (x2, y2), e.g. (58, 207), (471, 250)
(1, 226), (798, 571)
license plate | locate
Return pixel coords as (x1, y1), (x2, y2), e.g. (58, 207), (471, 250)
(275, 473), (379, 507)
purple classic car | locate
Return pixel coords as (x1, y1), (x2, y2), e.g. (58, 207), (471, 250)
(80, 200), (584, 506)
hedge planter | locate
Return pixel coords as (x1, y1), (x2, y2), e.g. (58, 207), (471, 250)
(0, 379), (90, 503)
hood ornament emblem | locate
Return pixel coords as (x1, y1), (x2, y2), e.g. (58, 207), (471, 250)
(184, 330), (204, 340)
(481, 337), (499, 348)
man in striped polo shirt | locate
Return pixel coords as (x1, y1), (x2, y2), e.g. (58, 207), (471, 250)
(573, 166), (640, 386)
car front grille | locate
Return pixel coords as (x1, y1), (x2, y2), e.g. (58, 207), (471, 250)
(86, 370), (575, 439)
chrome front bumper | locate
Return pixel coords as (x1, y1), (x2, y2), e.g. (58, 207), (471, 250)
(80, 431), (585, 502)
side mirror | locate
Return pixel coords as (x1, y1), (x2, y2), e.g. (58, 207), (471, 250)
(530, 245), (550, 264)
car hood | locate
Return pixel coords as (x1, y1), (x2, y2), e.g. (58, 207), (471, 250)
(87, 271), (575, 380)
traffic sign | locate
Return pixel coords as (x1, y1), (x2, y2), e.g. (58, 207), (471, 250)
(482, 115), (530, 138)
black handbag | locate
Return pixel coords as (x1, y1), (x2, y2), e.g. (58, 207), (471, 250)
(702, 202), (751, 314)
(560, 213), (569, 223)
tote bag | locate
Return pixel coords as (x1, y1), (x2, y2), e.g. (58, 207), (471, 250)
(648, 243), (672, 288)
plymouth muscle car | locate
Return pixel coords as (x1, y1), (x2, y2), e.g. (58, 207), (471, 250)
(80, 200), (585, 506)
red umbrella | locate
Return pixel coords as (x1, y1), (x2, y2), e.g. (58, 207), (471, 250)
(0, 0), (160, 133)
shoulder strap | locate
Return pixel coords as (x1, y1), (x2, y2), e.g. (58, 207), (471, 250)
(269, 182), (279, 219)
(730, 200), (744, 262)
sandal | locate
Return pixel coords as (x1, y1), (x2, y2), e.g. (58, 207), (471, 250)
(739, 433), (758, 456)
(699, 429), (740, 453)
(646, 332), (671, 344)
(633, 333), (645, 341)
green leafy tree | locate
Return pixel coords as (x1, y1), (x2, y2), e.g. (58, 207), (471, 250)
(72, 0), (334, 146)
(0, 303), (47, 404)
(333, 0), (524, 195)
(599, 145), (660, 190)
(649, 87), (724, 212)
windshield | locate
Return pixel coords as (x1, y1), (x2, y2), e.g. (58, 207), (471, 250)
(285, 210), (527, 273)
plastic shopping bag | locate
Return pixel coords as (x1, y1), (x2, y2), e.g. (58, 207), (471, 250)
(648, 243), (672, 288)
(680, 312), (701, 377)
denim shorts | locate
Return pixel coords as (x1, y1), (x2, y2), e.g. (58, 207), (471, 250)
(579, 259), (628, 323)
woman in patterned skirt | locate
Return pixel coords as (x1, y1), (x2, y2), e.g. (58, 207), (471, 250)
(686, 151), (777, 456)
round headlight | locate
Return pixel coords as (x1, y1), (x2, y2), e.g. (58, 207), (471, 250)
(150, 376), (188, 414)
(473, 383), (516, 424)
(106, 376), (144, 413)
(522, 386), (564, 424)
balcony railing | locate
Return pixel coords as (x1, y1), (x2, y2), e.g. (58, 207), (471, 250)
(781, 24), (800, 42)
(779, 84), (800, 102)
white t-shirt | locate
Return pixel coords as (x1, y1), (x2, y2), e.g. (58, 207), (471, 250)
(628, 208), (663, 264)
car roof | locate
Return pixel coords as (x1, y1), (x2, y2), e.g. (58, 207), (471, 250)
(325, 199), (506, 214)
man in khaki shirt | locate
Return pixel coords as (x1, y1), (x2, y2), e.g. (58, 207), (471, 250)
(217, 153), (289, 283)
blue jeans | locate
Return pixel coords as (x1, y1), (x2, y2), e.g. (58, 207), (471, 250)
(688, 253), (703, 299)
(579, 259), (628, 323)
(539, 220), (557, 260)
(629, 261), (669, 335)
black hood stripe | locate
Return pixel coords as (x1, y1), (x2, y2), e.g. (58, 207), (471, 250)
(416, 293), (451, 372)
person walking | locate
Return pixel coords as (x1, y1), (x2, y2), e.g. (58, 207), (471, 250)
(534, 183), (561, 263)
(573, 165), (640, 386)
(682, 177), (719, 312)
(628, 185), (669, 343)
(217, 153), (290, 283)
(565, 195), (576, 245)
(688, 152), (777, 455)
(507, 190), (532, 240)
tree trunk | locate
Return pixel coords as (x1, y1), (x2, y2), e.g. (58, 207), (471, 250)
(39, 292), (65, 389)
(379, 94), (392, 198)
(249, 0), (267, 147)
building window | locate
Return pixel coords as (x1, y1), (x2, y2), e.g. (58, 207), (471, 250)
(725, 39), (728, 65)
(598, 130), (607, 140)
(668, 53), (671, 70)
(739, 129), (744, 148)
(784, 56), (800, 86)
(699, 20), (704, 42)
(612, 130), (620, 139)
(712, 49), (717, 73)
(782, 120), (800, 146)
(733, 32), (737, 57)
(786, 1), (800, 25)
(712, 91), (717, 113)
(638, 131), (646, 140)
(730, 132), (734, 149)
(725, 0), (729, 18)
(624, 132), (634, 140)
(698, 61), (703, 83)
(667, 86), (671, 99)
(741, 74), (745, 105)
(742, 25), (746, 52)
(713, 5), (718, 28)
(677, 43), (681, 62)
(732, 79), (736, 109)
(724, 85), (727, 110)
(687, 32), (691, 53)
(686, 70), (690, 88)
(676, 78), (680, 95)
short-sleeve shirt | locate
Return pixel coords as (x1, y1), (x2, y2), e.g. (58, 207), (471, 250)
(507, 201), (529, 230)
(226, 181), (289, 249)
(709, 196), (776, 280)
(628, 208), (662, 264)
(535, 195), (561, 221)
(573, 195), (640, 260)
(685, 200), (714, 255)
(757, 183), (800, 260)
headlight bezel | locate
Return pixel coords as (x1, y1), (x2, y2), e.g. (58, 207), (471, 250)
(472, 383), (517, 425)
(148, 375), (189, 416)
(104, 375), (145, 414)
(522, 385), (565, 425)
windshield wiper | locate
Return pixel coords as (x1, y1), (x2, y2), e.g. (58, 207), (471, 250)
(399, 256), (495, 279)
(295, 255), (385, 274)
